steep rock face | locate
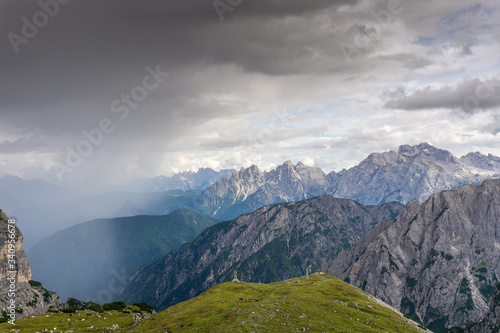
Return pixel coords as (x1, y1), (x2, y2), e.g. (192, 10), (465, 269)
(327, 143), (491, 205)
(0, 210), (62, 319)
(327, 179), (500, 332)
(265, 161), (329, 200)
(462, 284), (500, 333)
(119, 196), (403, 310)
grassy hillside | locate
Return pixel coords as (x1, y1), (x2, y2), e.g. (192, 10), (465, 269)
(27, 209), (219, 302)
(2, 303), (153, 332)
(132, 273), (429, 332)
(5, 273), (429, 333)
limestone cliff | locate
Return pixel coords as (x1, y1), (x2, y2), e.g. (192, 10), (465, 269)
(0, 209), (62, 320)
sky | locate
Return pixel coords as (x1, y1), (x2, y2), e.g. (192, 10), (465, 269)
(0, 0), (499, 191)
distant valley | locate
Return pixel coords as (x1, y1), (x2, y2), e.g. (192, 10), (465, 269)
(27, 209), (219, 302)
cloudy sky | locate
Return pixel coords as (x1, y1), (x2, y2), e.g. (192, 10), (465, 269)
(1, 0), (499, 191)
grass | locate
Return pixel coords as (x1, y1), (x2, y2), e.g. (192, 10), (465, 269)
(2, 304), (151, 332)
(130, 273), (429, 332)
(5, 274), (429, 333)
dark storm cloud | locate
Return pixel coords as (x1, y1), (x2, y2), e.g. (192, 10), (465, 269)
(0, 0), (358, 134)
(1, 0), (499, 184)
(384, 79), (500, 112)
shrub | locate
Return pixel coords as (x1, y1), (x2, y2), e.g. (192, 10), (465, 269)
(88, 302), (103, 313)
(28, 280), (43, 287)
(102, 301), (127, 311)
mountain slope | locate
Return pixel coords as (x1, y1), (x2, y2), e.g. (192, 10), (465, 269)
(27, 209), (219, 302)
(326, 179), (500, 332)
(119, 196), (403, 310)
(463, 283), (500, 333)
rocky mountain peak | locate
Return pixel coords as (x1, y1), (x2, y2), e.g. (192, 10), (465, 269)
(398, 143), (423, 157)
(398, 143), (458, 163)
(236, 165), (262, 178)
(327, 143), (485, 205)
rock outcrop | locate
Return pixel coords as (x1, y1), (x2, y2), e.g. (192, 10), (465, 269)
(326, 179), (500, 332)
(119, 195), (403, 310)
(0, 209), (62, 320)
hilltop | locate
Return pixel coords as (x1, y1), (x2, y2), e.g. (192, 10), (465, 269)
(130, 273), (429, 332)
(7, 273), (430, 333)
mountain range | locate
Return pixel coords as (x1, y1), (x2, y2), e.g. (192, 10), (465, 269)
(2, 143), (500, 332)
(198, 143), (500, 220)
(0, 167), (233, 249)
(118, 178), (500, 332)
(4, 143), (499, 250)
